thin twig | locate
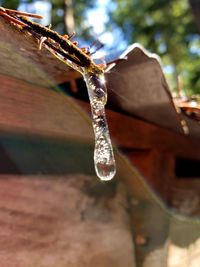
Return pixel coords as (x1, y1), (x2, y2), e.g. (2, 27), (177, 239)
(0, 7), (103, 73)
(19, 16), (102, 72)
(4, 8), (43, 19)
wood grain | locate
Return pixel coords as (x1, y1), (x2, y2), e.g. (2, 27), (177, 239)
(0, 175), (135, 267)
(0, 17), (81, 85)
(77, 100), (200, 159)
(0, 74), (93, 142)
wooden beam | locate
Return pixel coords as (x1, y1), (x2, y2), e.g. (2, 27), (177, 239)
(77, 100), (200, 160)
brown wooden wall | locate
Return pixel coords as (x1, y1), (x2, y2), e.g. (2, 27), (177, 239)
(77, 99), (200, 216)
(0, 73), (137, 267)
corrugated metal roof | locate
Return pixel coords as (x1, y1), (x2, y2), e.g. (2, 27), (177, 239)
(106, 44), (200, 138)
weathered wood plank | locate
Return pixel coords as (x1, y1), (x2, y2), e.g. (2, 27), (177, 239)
(0, 175), (135, 267)
(0, 17), (80, 85)
(0, 74), (93, 142)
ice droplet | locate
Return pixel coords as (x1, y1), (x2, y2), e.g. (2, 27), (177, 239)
(44, 42), (116, 180)
(83, 71), (116, 180)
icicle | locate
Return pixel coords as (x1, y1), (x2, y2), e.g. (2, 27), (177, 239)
(45, 44), (116, 180)
(83, 70), (116, 181)
(3, 11), (116, 181)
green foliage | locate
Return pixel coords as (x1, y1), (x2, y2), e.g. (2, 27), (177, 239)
(51, 0), (96, 37)
(0, 0), (96, 39)
(108, 0), (200, 95)
(1, 0), (20, 9)
(0, 0), (33, 9)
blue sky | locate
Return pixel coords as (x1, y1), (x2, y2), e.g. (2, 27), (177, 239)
(86, 0), (127, 57)
(86, 0), (114, 44)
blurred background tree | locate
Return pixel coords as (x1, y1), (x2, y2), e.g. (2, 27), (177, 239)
(0, 0), (199, 95)
(0, 0), (96, 37)
(108, 0), (200, 95)
(51, 0), (96, 37)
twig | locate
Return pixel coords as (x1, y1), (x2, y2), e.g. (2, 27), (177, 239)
(0, 7), (103, 74)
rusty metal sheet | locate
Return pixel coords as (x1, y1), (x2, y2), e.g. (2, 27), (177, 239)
(106, 44), (184, 134)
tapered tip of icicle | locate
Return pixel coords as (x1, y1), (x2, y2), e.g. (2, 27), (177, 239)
(95, 162), (116, 181)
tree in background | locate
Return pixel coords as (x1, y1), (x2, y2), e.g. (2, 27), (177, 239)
(189, 0), (200, 33)
(0, 0), (96, 38)
(0, 0), (22, 9)
(51, 0), (96, 37)
(108, 0), (200, 95)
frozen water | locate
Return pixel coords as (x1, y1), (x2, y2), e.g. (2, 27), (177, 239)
(84, 71), (116, 180)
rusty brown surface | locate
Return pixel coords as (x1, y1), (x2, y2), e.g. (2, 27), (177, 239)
(106, 45), (199, 136)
